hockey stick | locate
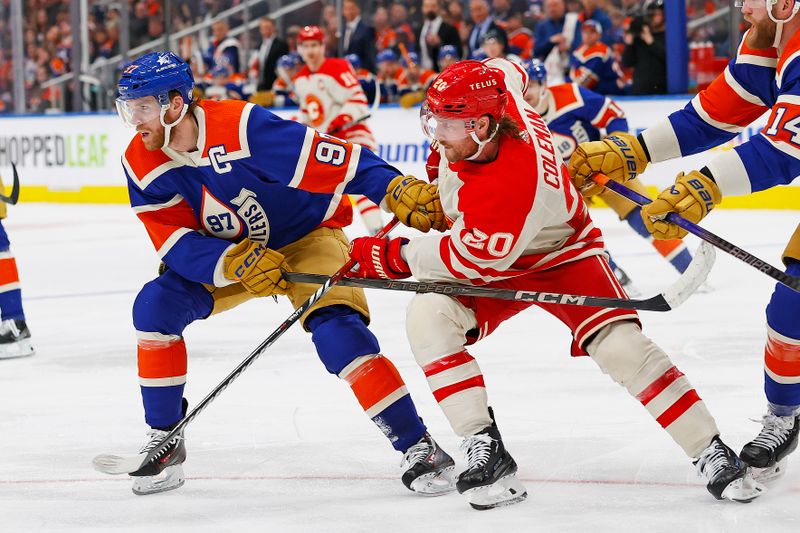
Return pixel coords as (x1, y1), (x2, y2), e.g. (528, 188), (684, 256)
(328, 113), (372, 135)
(284, 239), (716, 312)
(592, 174), (800, 293)
(92, 218), (401, 476)
(0, 163), (21, 205)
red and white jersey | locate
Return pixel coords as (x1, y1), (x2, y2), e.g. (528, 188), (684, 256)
(293, 58), (377, 151)
(405, 58), (605, 284)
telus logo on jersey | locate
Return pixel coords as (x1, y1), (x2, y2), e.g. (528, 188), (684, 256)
(231, 188), (270, 243)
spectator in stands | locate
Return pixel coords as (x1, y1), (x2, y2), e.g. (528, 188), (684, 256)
(130, 1), (150, 47)
(622, 0), (666, 94)
(574, 0), (614, 49)
(466, 0), (507, 56)
(417, 0), (462, 71)
(390, 2), (416, 52)
(374, 6), (397, 51)
(480, 29), (510, 60)
(286, 25), (302, 52)
(255, 17), (289, 91)
(534, 0), (578, 84)
(341, 0), (377, 73)
(506, 12), (533, 60)
(204, 19), (242, 74)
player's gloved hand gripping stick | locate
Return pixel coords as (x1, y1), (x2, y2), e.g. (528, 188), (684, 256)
(92, 218), (401, 476)
(592, 173), (800, 293)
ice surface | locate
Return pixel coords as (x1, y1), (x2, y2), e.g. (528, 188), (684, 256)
(0, 204), (798, 532)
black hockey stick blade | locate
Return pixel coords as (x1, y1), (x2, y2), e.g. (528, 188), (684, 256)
(284, 241), (715, 312)
(0, 163), (20, 205)
(92, 218), (401, 476)
(594, 174), (800, 293)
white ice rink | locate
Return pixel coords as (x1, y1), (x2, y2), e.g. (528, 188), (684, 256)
(0, 203), (799, 532)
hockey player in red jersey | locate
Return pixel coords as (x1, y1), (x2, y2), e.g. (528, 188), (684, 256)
(110, 51), (455, 496)
(569, 0), (800, 485)
(294, 25), (384, 235)
(348, 60), (764, 508)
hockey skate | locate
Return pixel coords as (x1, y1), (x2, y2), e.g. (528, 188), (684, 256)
(694, 436), (764, 503)
(130, 428), (186, 496)
(401, 432), (456, 496)
(456, 418), (527, 510)
(0, 319), (34, 359)
(741, 413), (799, 484)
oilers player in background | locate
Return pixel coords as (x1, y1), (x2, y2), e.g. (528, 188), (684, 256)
(345, 54), (379, 107)
(114, 51), (456, 496)
(569, 0), (800, 487)
(437, 45), (460, 71)
(522, 58), (695, 291)
(349, 59), (764, 508)
(294, 26), (384, 235)
(0, 177), (33, 359)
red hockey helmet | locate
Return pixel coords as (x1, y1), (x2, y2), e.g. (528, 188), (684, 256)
(421, 60), (508, 141)
(298, 25), (324, 43)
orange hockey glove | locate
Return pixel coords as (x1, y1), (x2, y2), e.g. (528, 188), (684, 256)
(568, 132), (649, 197)
(641, 170), (722, 240)
(385, 175), (446, 233)
(223, 239), (289, 296)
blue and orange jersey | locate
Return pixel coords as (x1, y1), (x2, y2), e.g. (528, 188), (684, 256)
(569, 42), (623, 95)
(640, 28), (799, 196)
(540, 82), (628, 159)
(123, 99), (400, 286)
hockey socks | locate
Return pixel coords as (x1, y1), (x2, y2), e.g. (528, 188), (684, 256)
(0, 250), (25, 320)
(136, 332), (188, 429)
(309, 305), (426, 452)
(624, 208), (692, 273)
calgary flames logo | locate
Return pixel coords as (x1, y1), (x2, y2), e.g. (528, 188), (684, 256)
(305, 94), (326, 128)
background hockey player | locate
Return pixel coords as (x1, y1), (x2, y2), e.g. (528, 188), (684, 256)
(249, 53), (302, 108)
(294, 25), (384, 235)
(348, 59), (763, 509)
(569, 0), (800, 484)
(397, 52), (437, 109)
(376, 48), (403, 104)
(114, 51), (455, 497)
(0, 171), (33, 360)
(437, 45), (461, 71)
(522, 58), (694, 291)
(345, 54), (379, 106)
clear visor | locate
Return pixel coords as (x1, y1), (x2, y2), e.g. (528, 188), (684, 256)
(116, 96), (165, 128)
(734, 0), (765, 7)
(420, 103), (476, 141)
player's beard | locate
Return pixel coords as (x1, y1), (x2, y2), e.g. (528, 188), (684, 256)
(746, 17), (777, 49)
(140, 127), (165, 151)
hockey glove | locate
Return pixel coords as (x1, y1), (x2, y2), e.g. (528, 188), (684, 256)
(425, 143), (441, 182)
(223, 239), (290, 296)
(641, 170), (722, 240)
(328, 114), (354, 134)
(568, 131), (649, 197)
(349, 237), (411, 279)
(386, 175), (447, 233)
(248, 90), (274, 108)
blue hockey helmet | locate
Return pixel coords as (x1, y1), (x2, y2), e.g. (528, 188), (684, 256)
(277, 53), (301, 70)
(345, 53), (361, 70)
(377, 49), (399, 64)
(117, 51), (194, 106)
(401, 51), (420, 67)
(524, 59), (547, 85)
(438, 45), (459, 61)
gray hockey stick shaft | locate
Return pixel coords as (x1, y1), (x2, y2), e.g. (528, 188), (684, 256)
(93, 218), (400, 475)
(284, 240), (715, 312)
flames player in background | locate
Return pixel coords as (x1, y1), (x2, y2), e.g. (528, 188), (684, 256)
(112, 51), (456, 496)
(570, 0), (800, 485)
(294, 25), (384, 235)
(348, 59), (764, 508)
(522, 58), (695, 292)
(0, 175), (33, 359)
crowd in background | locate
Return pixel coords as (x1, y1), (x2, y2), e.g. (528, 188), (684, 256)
(0, 0), (736, 113)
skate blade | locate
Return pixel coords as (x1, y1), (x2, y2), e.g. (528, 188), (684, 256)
(750, 458), (788, 485)
(720, 472), (766, 503)
(463, 474), (528, 510)
(93, 452), (148, 475)
(0, 339), (35, 359)
(408, 465), (457, 496)
(132, 465), (185, 496)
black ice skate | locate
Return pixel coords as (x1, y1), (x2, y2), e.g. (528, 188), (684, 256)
(694, 436), (764, 503)
(401, 432), (456, 496)
(741, 413), (799, 484)
(456, 416), (527, 510)
(130, 428), (187, 496)
(0, 319), (34, 359)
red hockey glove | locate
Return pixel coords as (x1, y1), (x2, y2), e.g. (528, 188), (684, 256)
(349, 237), (411, 279)
(328, 114), (354, 134)
(425, 142), (441, 182)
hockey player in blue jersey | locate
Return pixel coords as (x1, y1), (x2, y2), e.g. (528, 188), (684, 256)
(522, 58), (695, 291)
(569, 0), (800, 488)
(113, 51), (453, 496)
(0, 184), (33, 359)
